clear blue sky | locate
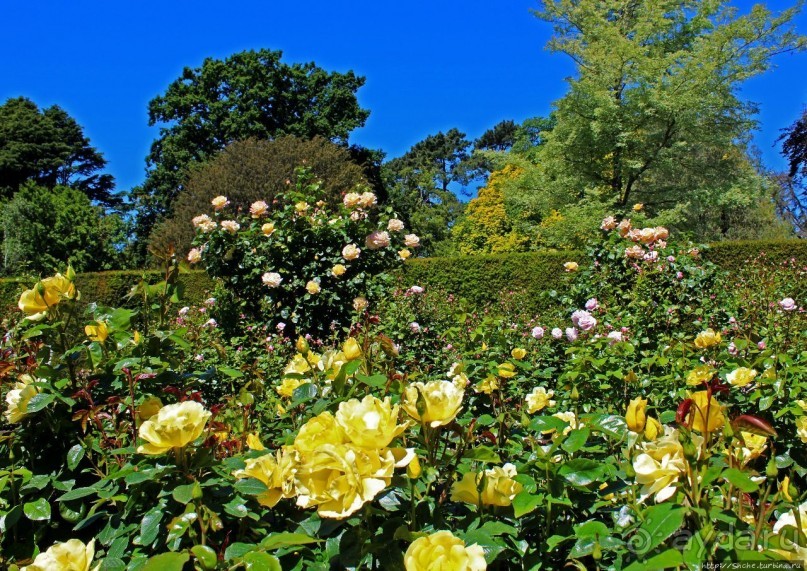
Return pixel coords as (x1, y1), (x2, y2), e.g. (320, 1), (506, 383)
(1, 1), (805, 194)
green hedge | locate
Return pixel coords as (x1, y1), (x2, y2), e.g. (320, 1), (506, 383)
(0, 271), (215, 324)
(0, 240), (804, 323)
(398, 240), (807, 315)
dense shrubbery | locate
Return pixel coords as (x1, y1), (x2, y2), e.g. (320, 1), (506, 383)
(0, 209), (804, 569)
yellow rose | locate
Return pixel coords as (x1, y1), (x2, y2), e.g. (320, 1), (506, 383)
(632, 202), (644, 212)
(564, 261), (579, 272)
(294, 443), (395, 518)
(294, 411), (348, 452)
(625, 397), (648, 433)
(284, 353), (312, 376)
(18, 272), (78, 318)
(211, 195), (229, 210)
(474, 375), (499, 395)
(342, 338), (362, 361)
(233, 448), (298, 508)
(633, 428), (687, 502)
(773, 500), (807, 561)
(451, 463), (523, 507)
(318, 349), (349, 381)
(261, 222), (276, 236)
(276, 377), (306, 399)
(4, 374), (41, 424)
(335, 395), (409, 449)
(246, 432), (265, 451)
(398, 248), (412, 260)
(136, 396), (163, 422)
(137, 401), (211, 455)
(797, 416), (807, 443)
(18, 287), (50, 318)
(644, 417), (662, 440)
(511, 348), (527, 360)
(295, 201), (309, 213)
(694, 328), (721, 349)
(686, 365), (715, 386)
(23, 538), (96, 571)
(404, 531), (486, 571)
(727, 431), (767, 466)
(402, 380), (464, 428)
(407, 455), (422, 479)
(551, 411), (577, 436)
(342, 244), (361, 261)
(689, 391), (725, 434)
(331, 264), (347, 277)
(305, 280), (321, 295)
(726, 367), (757, 387)
(525, 386), (556, 413)
(497, 362), (517, 378)
(353, 296), (369, 312)
(84, 321), (108, 343)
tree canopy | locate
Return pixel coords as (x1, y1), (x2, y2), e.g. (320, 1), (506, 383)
(0, 97), (116, 205)
(131, 49), (371, 249)
(777, 108), (807, 235)
(530, 0), (805, 236)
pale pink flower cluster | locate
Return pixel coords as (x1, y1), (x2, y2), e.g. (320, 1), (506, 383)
(192, 214), (217, 233)
(250, 200), (269, 218)
(365, 231), (391, 250)
(221, 220), (241, 234)
(571, 310), (597, 331)
(387, 218), (405, 232)
(342, 244), (361, 261)
(262, 272), (283, 288)
(211, 195), (229, 211)
(187, 248), (202, 264)
(779, 297), (797, 311)
(404, 234), (421, 248)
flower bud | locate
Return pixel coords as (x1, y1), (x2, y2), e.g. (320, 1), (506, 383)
(766, 457), (778, 479)
(296, 336), (309, 355)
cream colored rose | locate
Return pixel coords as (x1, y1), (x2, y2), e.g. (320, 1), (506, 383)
(211, 195), (229, 210)
(23, 538), (96, 571)
(352, 296), (369, 312)
(250, 200), (269, 218)
(186, 248), (202, 264)
(772, 500), (807, 561)
(404, 234), (421, 248)
(402, 380), (464, 428)
(359, 191), (377, 208)
(221, 220), (240, 234)
(726, 367), (757, 387)
(404, 531), (486, 571)
(525, 386), (556, 413)
(336, 395), (410, 449)
(342, 244), (361, 261)
(233, 448), (298, 507)
(343, 192), (361, 208)
(294, 443), (394, 518)
(4, 374), (41, 424)
(387, 218), (405, 232)
(633, 427), (687, 503)
(451, 463), (523, 507)
(137, 401), (211, 455)
(262, 272), (282, 288)
(365, 230), (391, 250)
(192, 213), (217, 232)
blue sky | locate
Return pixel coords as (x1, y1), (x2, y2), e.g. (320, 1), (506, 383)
(1, 1), (805, 194)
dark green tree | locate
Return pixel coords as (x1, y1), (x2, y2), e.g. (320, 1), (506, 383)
(131, 49), (371, 252)
(2, 183), (126, 275)
(777, 109), (807, 235)
(0, 97), (116, 204)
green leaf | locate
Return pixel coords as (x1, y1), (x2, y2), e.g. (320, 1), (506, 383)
(141, 552), (189, 571)
(191, 545), (218, 571)
(242, 552), (282, 571)
(67, 444), (84, 471)
(172, 483), (198, 504)
(355, 373), (387, 388)
(722, 468), (760, 493)
(624, 548), (684, 571)
(558, 459), (605, 486)
(138, 508), (163, 546)
(234, 477), (268, 496)
(58, 487), (98, 502)
(218, 366), (244, 378)
(463, 446), (501, 463)
(25, 393), (55, 413)
(225, 542), (257, 561)
(512, 491), (543, 518)
(260, 532), (321, 550)
(636, 503), (686, 554)
(23, 498), (51, 521)
(562, 427), (590, 453)
(587, 414), (628, 440)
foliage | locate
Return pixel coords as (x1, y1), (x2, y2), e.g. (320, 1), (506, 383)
(0, 183), (125, 276)
(776, 109), (807, 236)
(0, 217), (804, 569)
(192, 167), (418, 338)
(130, 48), (371, 256)
(530, 0), (806, 238)
(148, 136), (372, 258)
(0, 97), (116, 205)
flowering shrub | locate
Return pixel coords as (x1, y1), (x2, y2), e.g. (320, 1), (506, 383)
(0, 215), (804, 569)
(190, 167), (416, 337)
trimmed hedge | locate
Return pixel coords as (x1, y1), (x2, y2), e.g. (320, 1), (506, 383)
(1, 240), (804, 323)
(0, 271), (215, 324)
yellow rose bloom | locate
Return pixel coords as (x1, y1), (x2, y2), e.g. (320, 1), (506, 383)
(294, 443), (395, 519)
(42, 273), (78, 302)
(525, 386), (556, 413)
(633, 428), (687, 503)
(404, 531), (486, 571)
(398, 248), (412, 260)
(563, 261), (579, 272)
(689, 391), (725, 434)
(773, 501), (807, 561)
(402, 380), (464, 428)
(23, 538), (96, 571)
(246, 432), (265, 451)
(451, 463), (523, 507)
(137, 401), (211, 455)
(497, 362), (517, 378)
(644, 417), (662, 440)
(18, 272), (78, 318)
(84, 321), (109, 343)
(331, 264), (347, 277)
(294, 412), (348, 452)
(137, 396), (163, 422)
(305, 280), (321, 295)
(276, 377), (307, 399)
(511, 348), (527, 360)
(407, 455), (422, 479)
(342, 338), (362, 361)
(18, 287), (50, 318)
(261, 222), (276, 236)
(632, 203), (644, 212)
(474, 375), (499, 395)
(233, 448), (298, 508)
(727, 431), (767, 466)
(694, 328), (721, 349)
(284, 353), (312, 376)
(335, 395), (409, 449)
(625, 397), (648, 433)
(686, 365), (715, 386)
(4, 374), (41, 424)
(797, 416), (807, 443)
(726, 367), (757, 387)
